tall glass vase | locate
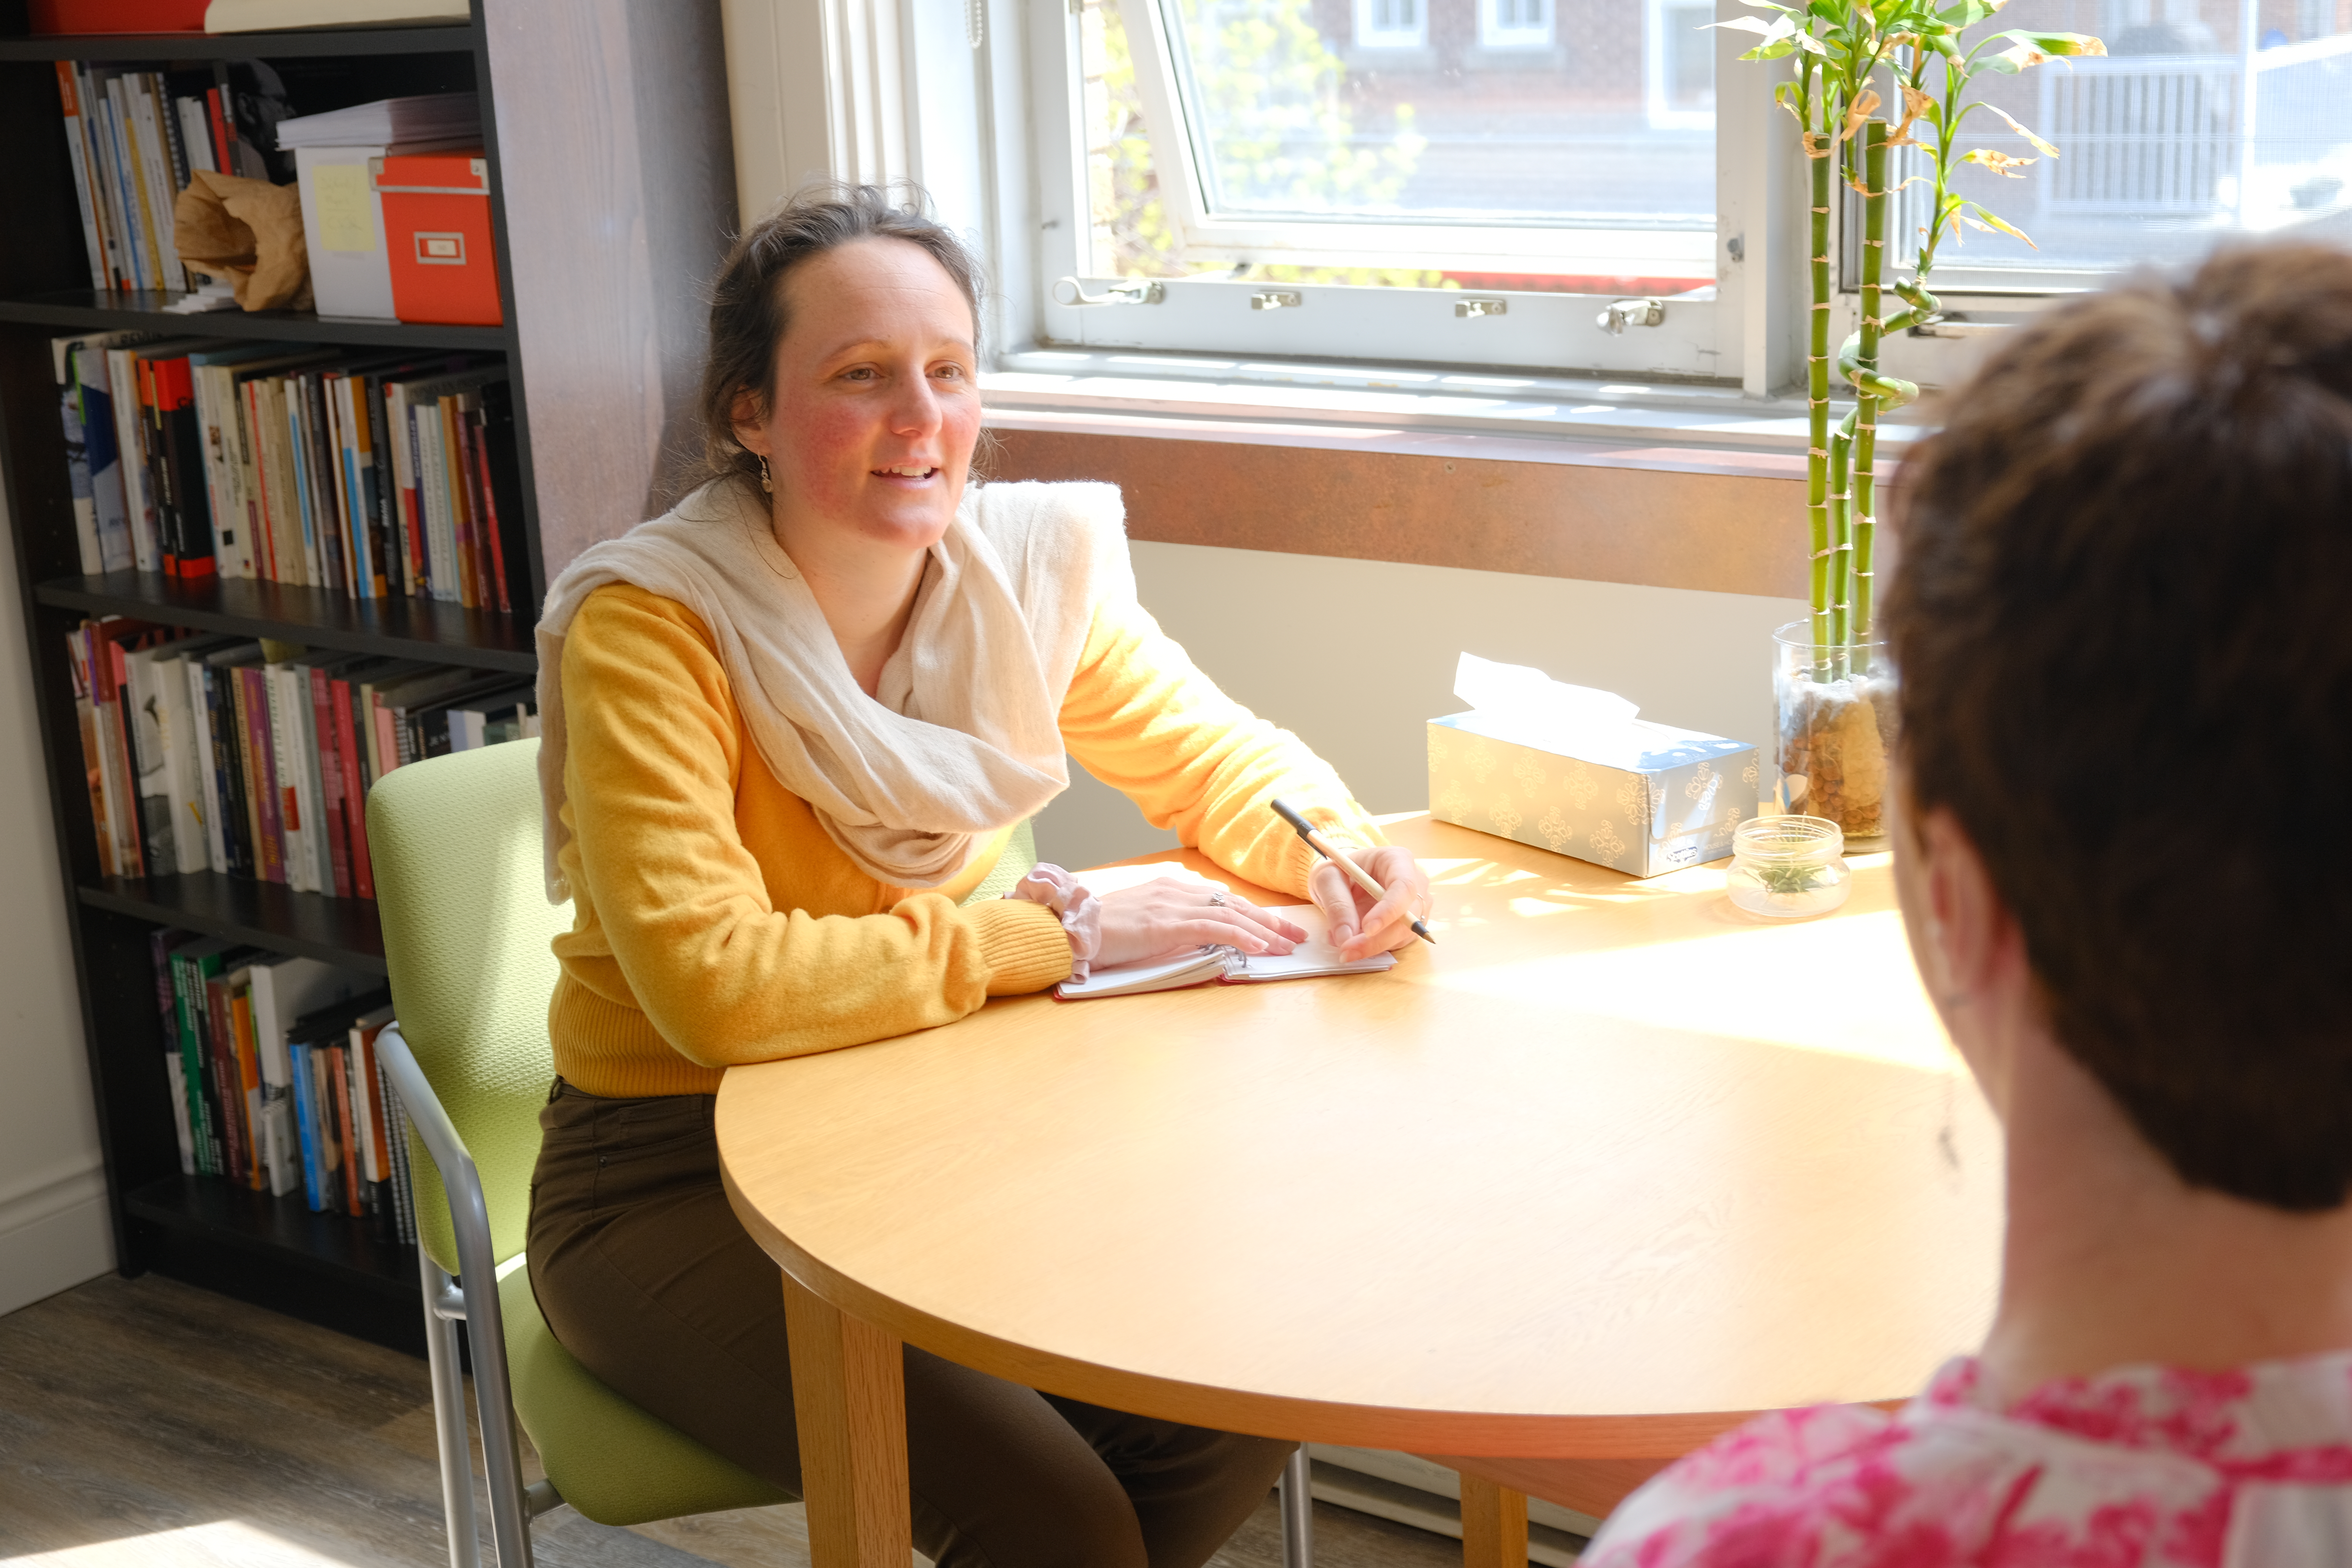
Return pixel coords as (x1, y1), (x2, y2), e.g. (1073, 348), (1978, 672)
(1771, 622), (1899, 847)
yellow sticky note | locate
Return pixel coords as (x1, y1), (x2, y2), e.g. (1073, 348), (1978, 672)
(312, 163), (376, 254)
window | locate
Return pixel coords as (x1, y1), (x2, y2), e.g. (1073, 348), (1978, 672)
(1007, 0), (2352, 395)
(1356, 0), (1427, 50)
(1646, 0), (1715, 128)
(1479, 0), (1552, 52)
(1046, 0), (1723, 377)
(1868, 0), (2352, 292)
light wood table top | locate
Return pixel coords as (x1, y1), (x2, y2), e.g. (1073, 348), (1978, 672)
(719, 815), (2003, 1515)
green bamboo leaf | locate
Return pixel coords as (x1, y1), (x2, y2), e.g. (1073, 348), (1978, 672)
(1975, 100), (2058, 157)
(1962, 203), (2038, 246)
(1936, 0), (2003, 24)
(1744, 37), (1802, 58)
(1986, 28), (2107, 69)
(1711, 12), (1795, 35)
(1961, 146), (2036, 176)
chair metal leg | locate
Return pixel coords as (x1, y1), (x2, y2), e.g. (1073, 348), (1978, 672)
(421, 1250), (482, 1568)
(1279, 1445), (1314, 1568)
(384, 1027), (535, 1568)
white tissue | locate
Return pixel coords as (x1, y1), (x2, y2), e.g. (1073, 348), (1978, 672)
(1453, 653), (1641, 759)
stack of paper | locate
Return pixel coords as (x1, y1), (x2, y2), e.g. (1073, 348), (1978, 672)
(276, 92), (479, 149)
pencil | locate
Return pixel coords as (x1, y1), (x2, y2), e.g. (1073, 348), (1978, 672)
(1268, 797), (1436, 945)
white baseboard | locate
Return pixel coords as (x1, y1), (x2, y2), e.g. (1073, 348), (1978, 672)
(0, 1160), (114, 1317)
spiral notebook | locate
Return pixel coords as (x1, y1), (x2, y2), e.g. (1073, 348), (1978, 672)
(1052, 899), (1396, 1001)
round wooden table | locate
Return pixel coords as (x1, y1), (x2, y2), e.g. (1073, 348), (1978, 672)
(719, 815), (2002, 1566)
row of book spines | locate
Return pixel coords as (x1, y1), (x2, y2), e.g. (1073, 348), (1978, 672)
(149, 931), (416, 1242)
(66, 619), (539, 900)
(55, 330), (518, 614)
(159, 949), (424, 1243)
(50, 61), (238, 296)
(198, 352), (516, 611)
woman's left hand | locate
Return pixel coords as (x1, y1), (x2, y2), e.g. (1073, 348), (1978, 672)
(1308, 844), (1432, 962)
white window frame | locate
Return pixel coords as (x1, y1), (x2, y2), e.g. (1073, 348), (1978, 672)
(1645, 0), (1717, 130)
(721, 0), (2132, 411)
(1116, 0), (1714, 276)
(1355, 0), (1427, 51)
(1479, 0), (1553, 52)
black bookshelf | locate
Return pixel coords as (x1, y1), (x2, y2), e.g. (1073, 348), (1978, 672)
(80, 871), (387, 972)
(0, 26), (478, 62)
(2, 9), (502, 1350)
(0, 289), (508, 352)
(124, 1175), (423, 1354)
(3, 0), (730, 1357)
(36, 570), (536, 672)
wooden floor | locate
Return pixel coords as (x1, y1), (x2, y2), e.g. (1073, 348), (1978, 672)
(0, 1273), (1467, 1568)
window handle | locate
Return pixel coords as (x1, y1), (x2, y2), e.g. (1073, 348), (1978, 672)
(1596, 297), (1666, 335)
(1250, 289), (1304, 311)
(1052, 277), (1165, 307)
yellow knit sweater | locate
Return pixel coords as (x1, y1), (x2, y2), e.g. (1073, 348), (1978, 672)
(549, 581), (1385, 1096)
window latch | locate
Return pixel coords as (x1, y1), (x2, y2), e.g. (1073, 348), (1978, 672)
(1249, 289), (1303, 311)
(1455, 297), (1507, 319)
(1052, 277), (1165, 307)
(1596, 297), (1666, 335)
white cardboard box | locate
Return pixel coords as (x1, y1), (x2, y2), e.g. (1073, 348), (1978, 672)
(1427, 711), (1759, 877)
(295, 145), (395, 320)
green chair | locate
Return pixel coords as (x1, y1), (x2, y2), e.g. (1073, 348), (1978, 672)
(372, 737), (1052, 1567)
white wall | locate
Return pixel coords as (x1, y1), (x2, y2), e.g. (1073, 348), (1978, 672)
(1031, 540), (1807, 870)
(0, 490), (113, 1317)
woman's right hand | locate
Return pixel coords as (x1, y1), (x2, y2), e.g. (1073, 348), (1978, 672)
(1092, 878), (1306, 969)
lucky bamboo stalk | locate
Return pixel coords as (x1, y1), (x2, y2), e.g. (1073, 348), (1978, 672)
(1724, 1), (2104, 666)
(1804, 61), (1834, 660)
(1849, 120), (1888, 658)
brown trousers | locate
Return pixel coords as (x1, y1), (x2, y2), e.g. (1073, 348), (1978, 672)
(526, 1080), (1294, 1568)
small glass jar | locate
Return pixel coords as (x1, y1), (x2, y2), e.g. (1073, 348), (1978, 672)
(1727, 815), (1852, 919)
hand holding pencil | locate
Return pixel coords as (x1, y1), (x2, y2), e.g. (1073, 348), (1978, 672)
(1270, 797), (1436, 961)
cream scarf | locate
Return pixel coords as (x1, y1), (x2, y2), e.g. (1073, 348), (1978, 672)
(533, 478), (1135, 901)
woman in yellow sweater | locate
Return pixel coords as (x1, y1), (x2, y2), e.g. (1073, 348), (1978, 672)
(526, 184), (1429, 1568)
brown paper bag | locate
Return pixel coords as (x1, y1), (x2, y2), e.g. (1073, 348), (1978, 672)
(174, 168), (314, 312)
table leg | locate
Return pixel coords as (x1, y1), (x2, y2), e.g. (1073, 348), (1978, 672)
(782, 1271), (910, 1568)
(1458, 1473), (1527, 1568)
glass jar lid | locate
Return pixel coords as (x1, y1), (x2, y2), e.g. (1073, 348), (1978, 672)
(1735, 814), (1845, 866)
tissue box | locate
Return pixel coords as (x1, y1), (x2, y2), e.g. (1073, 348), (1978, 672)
(1427, 712), (1759, 877)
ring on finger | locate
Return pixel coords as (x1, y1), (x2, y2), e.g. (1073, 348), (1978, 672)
(1207, 892), (1226, 907)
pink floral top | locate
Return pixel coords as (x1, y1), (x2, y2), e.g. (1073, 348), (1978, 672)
(1583, 1352), (2352, 1567)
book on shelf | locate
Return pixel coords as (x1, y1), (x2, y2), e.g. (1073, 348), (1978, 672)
(43, 334), (521, 608)
(248, 956), (376, 1199)
(285, 988), (390, 1214)
(54, 334), (144, 576)
(66, 623), (535, 894)
(51, 61), (277, 296)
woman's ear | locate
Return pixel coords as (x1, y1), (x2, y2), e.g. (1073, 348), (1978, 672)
(730, 387), (770, 457)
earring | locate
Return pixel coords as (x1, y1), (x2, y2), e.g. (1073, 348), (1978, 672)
(758, 455), (773, 494)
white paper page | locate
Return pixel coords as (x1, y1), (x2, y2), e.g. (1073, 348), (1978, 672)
(1055, 902), (1394, 999)
(1228, 904), (1398, 982)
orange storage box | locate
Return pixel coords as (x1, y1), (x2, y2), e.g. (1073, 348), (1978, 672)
(376, 149), (503, 327)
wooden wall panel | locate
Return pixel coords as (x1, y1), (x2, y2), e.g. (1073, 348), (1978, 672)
(985, 427), (1819, 601)
(483, 0), (737, 590)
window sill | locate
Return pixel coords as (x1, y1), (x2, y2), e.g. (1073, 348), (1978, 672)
(980, 351), (1914, 601)
(984, 348), (1920, 484)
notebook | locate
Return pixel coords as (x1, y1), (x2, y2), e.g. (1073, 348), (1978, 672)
(1052, 885), (1397, 1001)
